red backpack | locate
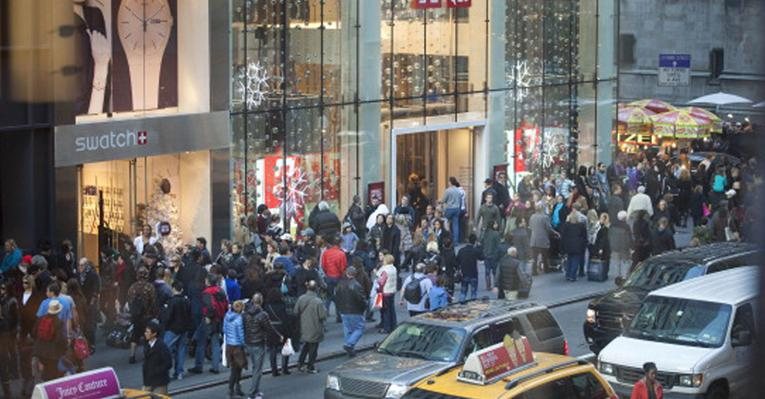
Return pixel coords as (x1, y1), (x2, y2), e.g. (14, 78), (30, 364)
(205, 288), (228, 321)
(36, 316), (57, 342)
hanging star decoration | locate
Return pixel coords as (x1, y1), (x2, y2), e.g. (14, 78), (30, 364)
(236, 61), (271, 108)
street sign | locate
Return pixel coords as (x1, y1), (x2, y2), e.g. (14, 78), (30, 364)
(658, 54), (691, 87)
(411, 0), (441, 9)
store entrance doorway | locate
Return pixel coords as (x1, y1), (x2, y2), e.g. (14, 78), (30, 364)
(393, 126), (478, 229)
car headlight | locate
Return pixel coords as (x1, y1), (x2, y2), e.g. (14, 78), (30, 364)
(385, 383), (409, 398)
(677, 373), (703, 387)
(599, 362), (614, 375)
(326, 374), (340, 391)
(586, 308), (597, 324)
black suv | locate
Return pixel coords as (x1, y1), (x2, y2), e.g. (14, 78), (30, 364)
(583, 242), (760, 354)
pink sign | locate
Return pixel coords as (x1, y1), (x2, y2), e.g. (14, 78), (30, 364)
(37, 368), (121, 399)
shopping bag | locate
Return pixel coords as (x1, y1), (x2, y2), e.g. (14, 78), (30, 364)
(221, 336), (228, 368)
(73, 335), (91, 360)
(372, 292), (383, 310)
(281, 339), (296, 357)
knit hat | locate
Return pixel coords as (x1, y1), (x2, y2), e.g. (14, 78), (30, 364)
(300, 228), (315, 238)
(21, 255), (33, 265)
(345, 266), (357, 276)
(617, 210), (628, 221)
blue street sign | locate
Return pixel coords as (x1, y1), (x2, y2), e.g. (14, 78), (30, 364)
(659, 54), (691, 68)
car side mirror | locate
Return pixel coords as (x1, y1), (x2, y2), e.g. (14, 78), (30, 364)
(615, 277), (625, 287)
(732, 330), (752, 347)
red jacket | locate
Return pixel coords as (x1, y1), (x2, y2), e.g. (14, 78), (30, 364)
(631, 379), (663, 399)
(321, 246), (347, 279)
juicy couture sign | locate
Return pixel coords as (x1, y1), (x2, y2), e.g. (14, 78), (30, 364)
(54, 111), (229, 167)
(411, 0), (471, 9)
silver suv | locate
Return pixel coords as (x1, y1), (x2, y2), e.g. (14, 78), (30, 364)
(324, 300), (567, 399)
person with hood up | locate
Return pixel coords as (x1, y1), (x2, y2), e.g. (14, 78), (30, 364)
(340, 222), (359, 254)
(223, 300), (247, 398)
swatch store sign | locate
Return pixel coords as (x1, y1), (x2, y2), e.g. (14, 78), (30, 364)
(54, 112), (229, 167)
(411, 0), (471, 8)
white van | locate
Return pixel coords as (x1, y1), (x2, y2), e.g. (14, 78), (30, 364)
(597, 266), (759, 399)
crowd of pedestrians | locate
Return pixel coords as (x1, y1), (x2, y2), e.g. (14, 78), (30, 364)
(0, 147), (759, 398)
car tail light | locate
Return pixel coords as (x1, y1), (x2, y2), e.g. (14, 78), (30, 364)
(563, 339), (570, 356)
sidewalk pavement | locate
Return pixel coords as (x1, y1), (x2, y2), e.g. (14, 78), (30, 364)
(74, 227), (694, 391)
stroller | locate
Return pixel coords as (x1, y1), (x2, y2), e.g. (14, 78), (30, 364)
(105, 311), (133, 349)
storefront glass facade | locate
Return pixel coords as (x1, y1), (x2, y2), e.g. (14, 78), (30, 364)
(230, 0), (617, 239)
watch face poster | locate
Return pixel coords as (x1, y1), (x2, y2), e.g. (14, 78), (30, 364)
(111, 0), (178, 112)
(73, 1), (110, 116)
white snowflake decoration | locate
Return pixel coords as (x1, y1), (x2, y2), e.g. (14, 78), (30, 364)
(507, 60), (540, 102)
(236, 61), (271, 108)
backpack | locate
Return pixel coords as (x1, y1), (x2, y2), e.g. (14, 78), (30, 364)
(209, 289), (229, 321)
(403, 276), (426, 304)
(36, 316), (57, 342)
(712, 175), (726, 193)
(73, 336), (91, 360)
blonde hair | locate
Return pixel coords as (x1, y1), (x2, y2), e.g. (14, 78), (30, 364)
(426, 240), (439, 253)
(566, 212), (580, 224)
(383, 254), (395, 265)
(232, 300), (245, 313)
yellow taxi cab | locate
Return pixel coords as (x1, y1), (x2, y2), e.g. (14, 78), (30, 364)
(401, 335), (617, 399)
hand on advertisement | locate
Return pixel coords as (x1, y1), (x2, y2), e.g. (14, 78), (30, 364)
(87, 30), (111, 66)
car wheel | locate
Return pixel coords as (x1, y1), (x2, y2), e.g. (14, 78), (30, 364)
(705, 382), (728, 399)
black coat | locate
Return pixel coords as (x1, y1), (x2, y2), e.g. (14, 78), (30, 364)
(161, 294), (193, 334)
(593, 226), (611, 260)
(560, 222), (587, 255)
(264, 302), (292, 347)
(381, 224), (401, 257)
(457, 245), (483, 279)
(143, 339), (172, 387)
(652, 228), (676, 255)
(312, 210), (341, 240)
(334, 278), (367, 315)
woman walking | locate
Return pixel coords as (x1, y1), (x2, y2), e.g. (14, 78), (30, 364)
(264, 289), (293, 377)
(224, 300), (247, 398)
(376, 254), (398, 334)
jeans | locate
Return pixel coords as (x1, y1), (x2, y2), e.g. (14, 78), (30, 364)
(484, 258), (497, 279)
(566, 253), (584, 281)
(444, 207), (461, 244)
(163, 330), (188, 378)
(324, 277), (340, 320)
(341, 314), (365, 349)
(247, 344), (267, 396)
(380, 294), (397, 333)
(194, 321), (221, 371)
(298, 342), (319, 370)
(459, 277), (478, 301)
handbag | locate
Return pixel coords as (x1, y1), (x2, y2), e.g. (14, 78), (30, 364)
(221, 336), (228, 368)
(281, 338), (296, 357)
(73, 335), (91, 361)
(372, 292), (384, 310)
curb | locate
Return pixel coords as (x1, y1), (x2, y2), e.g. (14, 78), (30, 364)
(169, 290), (608, 396)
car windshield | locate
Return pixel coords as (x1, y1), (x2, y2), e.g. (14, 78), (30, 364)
(626, 296), (731, 348)
(377, 323), (466, 362)
(624, 262), (704, 291)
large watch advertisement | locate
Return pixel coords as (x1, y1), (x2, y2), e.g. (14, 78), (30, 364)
(74, 0), (178, 116)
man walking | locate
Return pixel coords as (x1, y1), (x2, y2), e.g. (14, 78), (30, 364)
(294, 280), (327, 373)
(243, 293), (274, 399)
(441, 177), (463, 244)
(457, 234), (483, 301)
(320, 236), (347, 323)
(529, 204), (558, 275)
(494, 247), (521, 300)
(189, 274), (227, 375)
(142, 320), (172, 395)
(77, 257), (101, 351)
(161, 281), (193, 380)
(399, 262), (432, 316)
(334, 266), (367, 357)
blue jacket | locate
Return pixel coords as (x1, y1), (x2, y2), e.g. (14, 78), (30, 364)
(223, 311), (245, 346)
(273, 256), (297, 277)
(225, 278), (241, 303)
(0, 248), (21, 274)
(428, 286), (448, 311)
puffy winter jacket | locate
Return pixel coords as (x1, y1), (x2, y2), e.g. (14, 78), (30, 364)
(243, 303), (272, 346)
(223, 310), (245, 346)
(321, 246), (347, 279)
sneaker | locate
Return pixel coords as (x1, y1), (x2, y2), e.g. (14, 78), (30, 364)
(188, 367), (203, 374)
(306, 367), (319, 374)
(175, 373), (184, 381)
(297, 365), (306, 373)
